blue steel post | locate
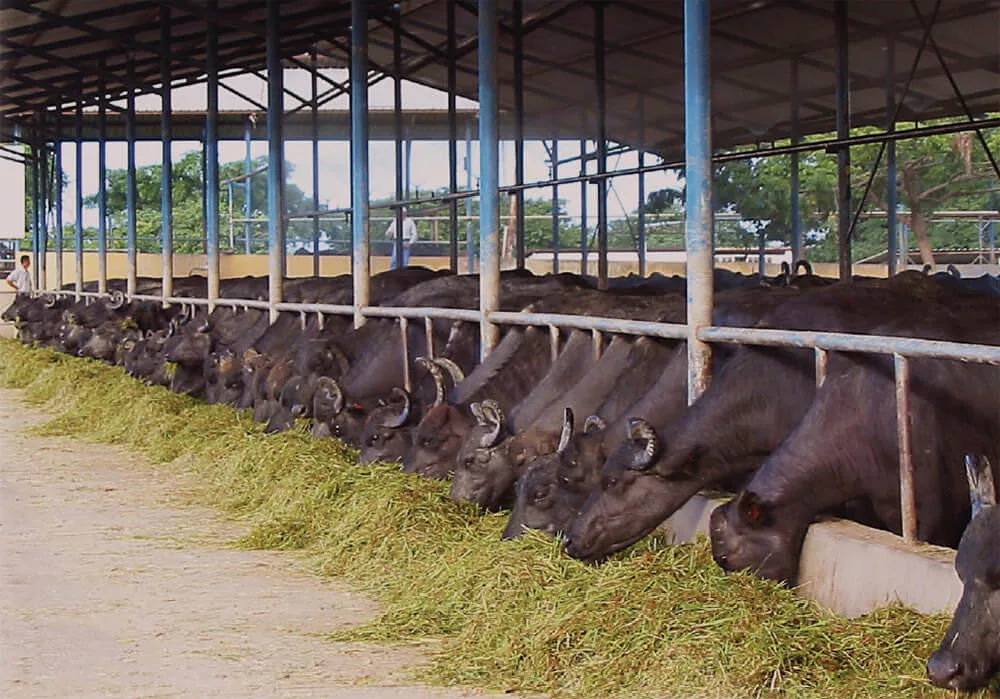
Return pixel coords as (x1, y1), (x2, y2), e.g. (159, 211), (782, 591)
(205, 4), (221, 310)
(74, 96), (83, 296)
(126, 56), (138, 296)
(447, 0), (459, 272)
(790, 59), (801, 264)
(835, 0), (851, 280)
(393, 6), (404, 270)
(684, 0), (714, 403)
(579, 136), (588, 276)
(243, 116), (252, 255)
(595, 2), (608, 289)
(37, 113), (47, 290)
(160, 8), (174, 305)
(513, 0), (525, 269)
(886, 38), (898, 275)
(551, 137), (559, 273)
(311, 49), (321, 277)
(30, 129), (40, 290)
(638, 94), (646, 277)
(54, 107), (63, 289)
(465, 121), (474, 272)
(478, 0), (500, 355)
(267, 0), (286, 323)
(97, 62), (108, 295)
(350, 0), (370, 328)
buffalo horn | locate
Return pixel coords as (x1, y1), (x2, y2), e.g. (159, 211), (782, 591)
(43, 293), (58, 308)
(469, 401), (486, 425)
(416, 357), (446, 406)
(922, 263), (932, 276)
(780, 261), (792, 285)
(626, 418), (660, 470)
(433, 357), (466, 386)
(947, 264), (962, 279)
(478, 399), (505, 448)
(328, 378), (345, 415)
(583, 415), (607, 434)
(794, 259), (813, 276)
(381, 387), (411, 428)
(557, 408), (574, 455)
(965, 455), (996, 518)
(107, 289), (126, 310)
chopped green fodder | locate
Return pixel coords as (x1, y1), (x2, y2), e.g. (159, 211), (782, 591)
(1, 338), (991, 699)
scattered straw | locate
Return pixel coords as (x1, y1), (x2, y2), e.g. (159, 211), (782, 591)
(0, 338), (991, 699)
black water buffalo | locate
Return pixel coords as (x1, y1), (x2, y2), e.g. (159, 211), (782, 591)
(564, 275), (975, 562)
(708, 300), (1000, 584)
(927, 455), (1000, 691)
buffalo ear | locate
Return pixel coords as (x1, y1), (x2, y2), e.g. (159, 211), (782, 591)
(625, 418), (660, 470)
(965, 455), (996, 518)
(736, 491), (771, 528)
(583, 415), (606, 435)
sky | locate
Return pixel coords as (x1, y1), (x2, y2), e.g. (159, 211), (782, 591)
(47, 68), (680, 230)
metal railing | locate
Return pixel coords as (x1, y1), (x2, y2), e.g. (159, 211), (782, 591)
(36, 285), (1000, 546)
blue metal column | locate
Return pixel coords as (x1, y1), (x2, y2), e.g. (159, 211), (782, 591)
(243, 116), (253, 255)
(205, 5), (221, 310)
(513, 0), (525, 269)
(350, 0), (370, 328)
(637, 94), (647, 277)
(311, 49), (321, 277)
(126, 56), (138, 296)
(684, 0), (714, 403)
(885, 38), (898, 276)
(74, 97), (83, 296)
(54, 107), (63, 290)
(267, 0), (286, 323)
(97, 61), (108, 295)
(36, 112), (47, 290)
(790, 59), (802, 264)
(551, 137), (559, 273)
(465, 121), (474, 272)
(594, 2), (608, 289)
(30, 126), (40, 290)
(160, 7), (174, 304)
(478, 0), (500, 355)
(393, 6), (404, 269)
(835, 0), (851, 280)
(447, 0), (459, 272)
(579, 136), (588, 276)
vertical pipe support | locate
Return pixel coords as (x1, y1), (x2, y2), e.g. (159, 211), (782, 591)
(549, 324), (559, 365)
(790, 59), (802, 264)
(894, 353), (917, 543)
(74, 96), (83, 297)
(551, 137), (559, 273)
(465, 120), (474, 272)
(350, 0), (371, 328)
(814, 347), (828, 387)
(244, 116), (253, 254)
(447, 0), (459, 272)
(579, 136), (588, 277)
(311, 49), (321, 277)
(160, 8), (174, 305)
(886, 38), (898, 276)
(97, 61), (108, 294)
(30, 124), (41, 291)
(267, 0), (286, 323)
(37, 114), (47, 290)
(424, 317), (435, 360)
(684, 0), (714, 404)
(595, 1), (608, 289)
(835, 0), (852, 281)
(591, 328), (602, 361)
(393, 5), (404, 269)
(478, 0), (500, 356)
(638, 94), (647, 277)
(400, 317), (411, 392)
(205, 5), (221, 311)
(54, 107), (63, 290)
(513, 0), (526, 269)
(126, 55), (138, 296)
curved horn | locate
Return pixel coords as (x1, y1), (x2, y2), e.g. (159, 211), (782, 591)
(794, 259), (813, 276)
(947, 264), (962, 279)
(469, 401), (486, 425)
(381, 387), (411, 428)
(166, 317), (177, 338)
(557, 407), (574, 455)
(922, 263), (932, 276)
(780, 261), (792, 285)
(197, 319), (210, 333)
(107, 289), (126, 310)
(43, 293), (58, 308)
(328, 378), (345, 415)
(626, 418), (660, 470)
(583, 414), (607, 435)
(965, 455), (996, 518)
(417, 357), (446, 406)
(433, 357), (466, 385)
(478, 399), (505, 448)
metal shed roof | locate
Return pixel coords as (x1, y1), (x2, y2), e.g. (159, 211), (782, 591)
(2, 0), (998, 154)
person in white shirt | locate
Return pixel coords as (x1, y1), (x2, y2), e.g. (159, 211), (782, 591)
(385, 207), (418, 269)
(5, 255), (32, 293)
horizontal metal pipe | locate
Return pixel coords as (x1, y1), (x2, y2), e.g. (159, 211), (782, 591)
(489, 311), (688, 340)
(700, 326), (1000, 364)
(364, 306), (482, 322)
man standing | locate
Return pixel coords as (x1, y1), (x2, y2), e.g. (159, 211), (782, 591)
(5, 255), (32, 293)
(385, 207), (418, 269)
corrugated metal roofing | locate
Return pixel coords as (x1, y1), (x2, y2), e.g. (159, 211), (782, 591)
(2, 0), (998, 154)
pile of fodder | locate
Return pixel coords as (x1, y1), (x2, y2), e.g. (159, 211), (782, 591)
(0, 338), (979, 698)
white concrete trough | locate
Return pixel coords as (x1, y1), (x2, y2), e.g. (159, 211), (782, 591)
(658, 494), (963, 619)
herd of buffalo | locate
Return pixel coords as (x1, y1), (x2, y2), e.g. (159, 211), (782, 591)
(3, 263), (999, 691)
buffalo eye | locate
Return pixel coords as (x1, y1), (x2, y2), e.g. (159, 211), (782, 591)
(475, 450), (491, 465)
(602, 475), (618, 490)
(532, 486), (551, 503)
(463, 455), (476, 469)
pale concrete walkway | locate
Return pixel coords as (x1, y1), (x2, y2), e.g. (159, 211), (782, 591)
(0, 387), (517, 698)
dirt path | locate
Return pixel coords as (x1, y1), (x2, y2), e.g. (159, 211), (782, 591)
(0, 387), (517, 698)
